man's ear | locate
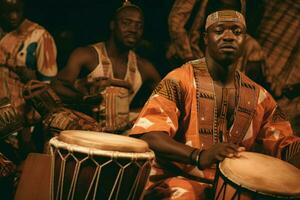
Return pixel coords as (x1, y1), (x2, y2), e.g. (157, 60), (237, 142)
(204, 31), (208, 46)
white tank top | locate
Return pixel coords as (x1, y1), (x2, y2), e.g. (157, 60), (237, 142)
(87, 42), (142, 103)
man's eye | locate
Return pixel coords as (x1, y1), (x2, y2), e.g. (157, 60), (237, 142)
(232, 29), (243, 35)
(212, 26), (224, 35)
(213, 28), (224, 34)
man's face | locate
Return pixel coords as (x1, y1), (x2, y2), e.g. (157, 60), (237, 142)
(0, 0), (24, 31)
(205, 21), (246, 65)
(112, 7), (144, 49)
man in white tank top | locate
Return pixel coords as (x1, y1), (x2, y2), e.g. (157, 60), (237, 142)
(51, 2), (160, 133)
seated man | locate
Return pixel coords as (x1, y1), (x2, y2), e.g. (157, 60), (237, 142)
(130, 10), (300, 199)
(0, 0), (58, 138)
(0, 0), (57, 197)
(51, 2), (160, 133)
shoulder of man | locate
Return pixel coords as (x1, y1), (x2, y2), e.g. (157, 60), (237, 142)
(25, 19), (47, 34)
(72, 46), (98, 59)
(61, 45), (99, 74)
(238, 71), (277, 107)
(160, 60), (196, 86)
(136, 54), (153, 68)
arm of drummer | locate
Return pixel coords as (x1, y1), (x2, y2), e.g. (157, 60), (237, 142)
(256, 91), (300, 169)
(51, 47), (98, 104)
(129, 77), (198, 166)
(140, 132), (245, 169)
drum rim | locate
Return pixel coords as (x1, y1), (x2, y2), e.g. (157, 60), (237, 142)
(49, 136), (155, 160)
(57, 130), (150, 153)
(217, 152), (300, 198)
(216, 165), (300, 199)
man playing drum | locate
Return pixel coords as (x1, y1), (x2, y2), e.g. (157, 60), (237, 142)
(51, 2), (160, 133)
(130, 8), (300, 200)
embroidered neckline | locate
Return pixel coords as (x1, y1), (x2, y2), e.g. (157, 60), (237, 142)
(191, 58), (259, 145)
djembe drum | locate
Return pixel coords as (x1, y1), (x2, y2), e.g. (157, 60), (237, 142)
(49, 130), (154, 200)
(213, 152), (300, 200)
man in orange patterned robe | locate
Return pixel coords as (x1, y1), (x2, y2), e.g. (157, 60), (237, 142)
(131, 9), (300, 200)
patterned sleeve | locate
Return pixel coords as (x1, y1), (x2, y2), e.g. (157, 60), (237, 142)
(130, 74), (185, 137)
(36, 30), (58, 81)
(258, 91), (300, 159)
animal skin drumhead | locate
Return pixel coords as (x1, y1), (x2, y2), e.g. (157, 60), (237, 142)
(219, 151), (300, 196)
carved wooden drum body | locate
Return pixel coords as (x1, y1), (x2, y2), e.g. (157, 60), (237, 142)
(49, 130), (154, 200)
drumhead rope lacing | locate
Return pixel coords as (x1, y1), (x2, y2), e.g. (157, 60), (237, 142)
(49, 131), (154, 200)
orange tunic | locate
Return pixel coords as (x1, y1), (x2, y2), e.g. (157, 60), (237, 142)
(130, 58), (300, 199)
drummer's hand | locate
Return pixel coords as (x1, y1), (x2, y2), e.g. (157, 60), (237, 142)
(143, 181), (174, 200)
(198, 143), (245, 169)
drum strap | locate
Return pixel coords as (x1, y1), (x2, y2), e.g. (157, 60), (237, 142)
(191, 59), (259, 146)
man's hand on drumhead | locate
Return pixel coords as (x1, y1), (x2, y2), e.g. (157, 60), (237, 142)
(198, 143), (245, 169)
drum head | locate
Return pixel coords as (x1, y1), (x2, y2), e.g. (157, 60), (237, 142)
(57, 130), (149, 153)
(220, 152), (300, 197)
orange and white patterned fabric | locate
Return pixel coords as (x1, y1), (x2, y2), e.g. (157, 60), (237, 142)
(130, 58), (300, 199)
(0, 19), (57, 126)
(0, 19), (57, 80)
